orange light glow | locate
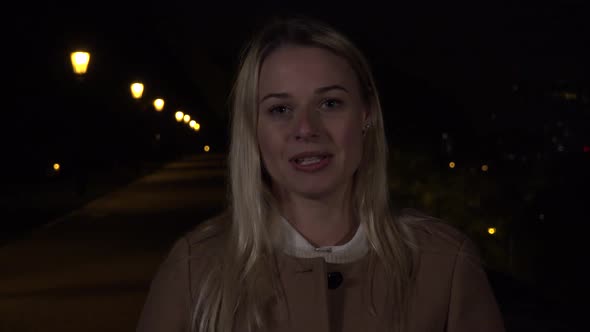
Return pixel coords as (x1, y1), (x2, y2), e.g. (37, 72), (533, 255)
(70, 51), (90, 74)
(130, 82), (144, 99)
(153, 98), (164, 112)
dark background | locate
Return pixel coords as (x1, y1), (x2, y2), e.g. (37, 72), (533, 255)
(3, 0), (590, 328)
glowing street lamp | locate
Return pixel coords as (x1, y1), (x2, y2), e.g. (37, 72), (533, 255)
(68, 50), (91, 196)
(53, 163), (61, 172)
(449, 161), (456, 169)
(153, 98), (164, 112)
(175, 111), (184, 122)
(194, 122), (201, 131)
(487, 227), (496, 235)
(189, 120), (197, 129)
(204, 145), (210, 152)
(183, 114), (191, 123)
(70, 51), (90, 75)
(130, 82), (144, 99)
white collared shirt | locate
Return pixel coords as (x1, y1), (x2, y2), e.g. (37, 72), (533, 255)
(278, 216), (369, 264)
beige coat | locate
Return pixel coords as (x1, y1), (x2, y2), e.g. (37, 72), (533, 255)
(137, 214), (505, 331)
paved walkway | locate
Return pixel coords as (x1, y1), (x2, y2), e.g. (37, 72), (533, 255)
(0, 154), (226, 332)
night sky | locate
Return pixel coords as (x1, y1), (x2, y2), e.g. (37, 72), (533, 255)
(7, 1), (589, 150)
(4, 0), (590, 312)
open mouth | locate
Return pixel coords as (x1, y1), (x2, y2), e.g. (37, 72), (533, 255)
(292, 155), (329, 166)
(289, 153), (333, 171)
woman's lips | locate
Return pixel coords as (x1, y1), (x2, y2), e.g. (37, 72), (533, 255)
(289, 153), (332, 172)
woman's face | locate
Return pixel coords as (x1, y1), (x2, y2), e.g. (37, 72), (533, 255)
(257, 45), (368, 200)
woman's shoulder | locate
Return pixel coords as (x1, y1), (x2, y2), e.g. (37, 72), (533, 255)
(397, 208), (479, 257)
(161, 211), (231, 266)
(184, 211), (231, 249)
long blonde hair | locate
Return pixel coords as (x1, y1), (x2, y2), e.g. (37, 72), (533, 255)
(192, 16), (415, 332)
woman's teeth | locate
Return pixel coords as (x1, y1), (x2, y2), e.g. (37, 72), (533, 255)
(296, 156), (324, 165)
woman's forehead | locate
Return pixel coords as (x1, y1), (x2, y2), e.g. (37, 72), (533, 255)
(258, 46), (359, 96)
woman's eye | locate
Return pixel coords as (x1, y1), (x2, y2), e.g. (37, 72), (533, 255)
(269, 105), (290, 115)
(321, 99), (342, 109)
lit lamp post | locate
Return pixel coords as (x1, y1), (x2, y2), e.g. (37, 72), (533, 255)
(153, 98), (164, 112)
(70, 51), (90, 79)
(70, 50), (91, 196)
(130, 82), (144, 99)
(175, 111), (184, 122)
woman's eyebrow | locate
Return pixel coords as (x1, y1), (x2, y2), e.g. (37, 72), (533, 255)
(259, 92), (290, 104)
(259, 85), (349, 104)
(314, 85), (349, 94)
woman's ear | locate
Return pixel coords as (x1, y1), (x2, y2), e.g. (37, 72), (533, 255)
(362, 96), (375, 126)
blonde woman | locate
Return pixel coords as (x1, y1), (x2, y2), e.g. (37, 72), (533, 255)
(137, 16), (505, 332)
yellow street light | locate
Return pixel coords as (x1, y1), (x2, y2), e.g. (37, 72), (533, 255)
(194, 122), (201, 131)
(189, 120), (197, 129)
(153, 98), (164, 112)
(481, 164), (489, 172)
(70, 51), (90, 75)
(53, 163), (61, 172)
(204, 145), (210, 152)
(449, 161), (456, 169)
(183, 114), (191, 123)
(130, 82), (144, 99)
(487, 227), (496, 235)
(175, 111), (184, 122)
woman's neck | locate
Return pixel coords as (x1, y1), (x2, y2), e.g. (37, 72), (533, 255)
(276, 187), (358, 247)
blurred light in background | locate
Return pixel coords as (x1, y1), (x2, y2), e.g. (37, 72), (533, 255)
(183, 114), (191, 123)
(487, 227), (496, 235)
(175, 111), (184, 122)
(481, 164), (489, 172)
(449, 161), (456, 169)
(189, 120), (197, 129)
(194, 122), (201, 131)
(561, 92), (577, 101)
(53, 163), (61, 172)
(130, 82), (144, 99)
(153, 98), (164, 112)
(204, 145), (210, 152)
(70, 51), (90, 75)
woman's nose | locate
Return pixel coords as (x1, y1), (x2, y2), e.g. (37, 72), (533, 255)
(293, 109), (321, 141)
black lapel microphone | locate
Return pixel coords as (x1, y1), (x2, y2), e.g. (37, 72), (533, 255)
(327, 272), (343, 289)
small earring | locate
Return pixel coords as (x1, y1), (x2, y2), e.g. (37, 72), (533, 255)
(362, 123), (371, 136)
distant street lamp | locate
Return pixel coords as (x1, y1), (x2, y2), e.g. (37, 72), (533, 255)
(153, 98), (164, 112)
(130, 82), (144, 99)
(175, 111), (184, 122)
(183, 114), (191, 124)
(194, 122), (201, 131)
(70, 51), (90, 76)
(189, 120), (197, 129)
(69, 50), (91, 196)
